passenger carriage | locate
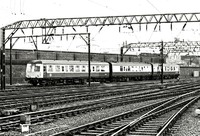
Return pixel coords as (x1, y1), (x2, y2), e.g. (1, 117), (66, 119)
(26, 60), (180, 86)
(110, 62), (153, 81)
(26, 60), (110, 86)
(152, 63), (180, 79)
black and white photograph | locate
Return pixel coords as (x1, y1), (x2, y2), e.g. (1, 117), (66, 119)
(1, 0), (200, 135)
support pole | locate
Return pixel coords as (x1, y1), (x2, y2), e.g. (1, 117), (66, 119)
(10, 38), (12, 85)
(160, 41), (164, 84)
(120, 47), (123, 62)
(0, 48), (2, 90)
(88, 33), (91, 87)
(1, 28), (5, 90)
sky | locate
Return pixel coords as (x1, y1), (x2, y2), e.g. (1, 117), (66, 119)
(1, 0), (200, 55)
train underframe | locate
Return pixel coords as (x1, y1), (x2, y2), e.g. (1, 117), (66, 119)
(26, 73), (179, 86)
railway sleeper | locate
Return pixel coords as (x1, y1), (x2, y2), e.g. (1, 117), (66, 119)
(128, 131), (158, 135)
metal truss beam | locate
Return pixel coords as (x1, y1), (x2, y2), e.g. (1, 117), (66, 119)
(122, 41), (200, 54)
(3, 12), (200, 29)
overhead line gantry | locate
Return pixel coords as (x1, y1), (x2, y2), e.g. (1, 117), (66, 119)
(1, 12), (200, 90)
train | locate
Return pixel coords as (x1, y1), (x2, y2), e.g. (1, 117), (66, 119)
(25, 60), (180, 86)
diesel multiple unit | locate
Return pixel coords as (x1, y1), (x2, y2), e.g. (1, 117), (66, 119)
(25, 60), (180, 86)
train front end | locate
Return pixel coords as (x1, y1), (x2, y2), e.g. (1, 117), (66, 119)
(25, 60), (43, 86)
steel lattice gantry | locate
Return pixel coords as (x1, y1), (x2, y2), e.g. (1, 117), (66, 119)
(1, 12), (200, 89)
(3, 12), (200, 29)
(121, 41), (200, 55)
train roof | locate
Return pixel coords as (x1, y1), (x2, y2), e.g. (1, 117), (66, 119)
(151, 63), (179, 66)
(111, 62), (151, 66)
(27, 60), (109, 65)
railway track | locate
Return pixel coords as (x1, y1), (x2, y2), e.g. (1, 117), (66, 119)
(1, 79), (181, 93)
(0, 81), (198, 115)
(111, 96), (199, 136)
(0, 84), (159, 111)
(0, 83), (200, 132)
(49, 91), (199, 136)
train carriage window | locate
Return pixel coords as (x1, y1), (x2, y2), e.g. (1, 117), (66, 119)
(120, 66), (123, 71)
(65, 66), (68, 72)
(61, 66), (65, 72)
(75, 66), (80, 72)
(123, 66), (126, 71)
(43, 66), (47, 72)
(96, 66), (100, 72)
(101, 66), (105, 72)
(48, 65), (53, 72)
(82, 65), (86, 72)
(128, 66), (130, 71)
(69, 65), (74, 72)
(92, 66), (96, 72)
(132, 66), (134, 72)
(55, 65), (61, 72)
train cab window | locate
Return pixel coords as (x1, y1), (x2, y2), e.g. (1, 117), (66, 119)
(61, 66), (65, 72)
(55, 65), (61, 72)
(69, 65), (74, 72)
(101, 66), (105, 72)
(82, 65), (86, 72)
(75, 66), (80, 72)
(34, 65), (40, 72)
(48, 65), (53, 72)
(120, 66), (123, 71)
(43, 66), (47, 72)
(65, 66), (68, 72)
(96, 66), (100, 72)
(26, 64), (32, 72)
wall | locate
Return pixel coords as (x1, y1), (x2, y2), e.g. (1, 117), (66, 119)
(180, 66), (200, 78)
(0, 49), (162, 84)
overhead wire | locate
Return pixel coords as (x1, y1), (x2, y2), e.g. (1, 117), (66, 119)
(145, 0), (162, 43)
(87, 0), (121, 14)
(87, 0), (142, 46)
(20, 0), (25, 15)
(146, 0), (161, 13)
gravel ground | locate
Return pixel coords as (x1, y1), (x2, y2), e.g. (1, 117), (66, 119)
(171, 99), (200, 136)
(2, 88), (200, 136)
(2, 99), (163, 136)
